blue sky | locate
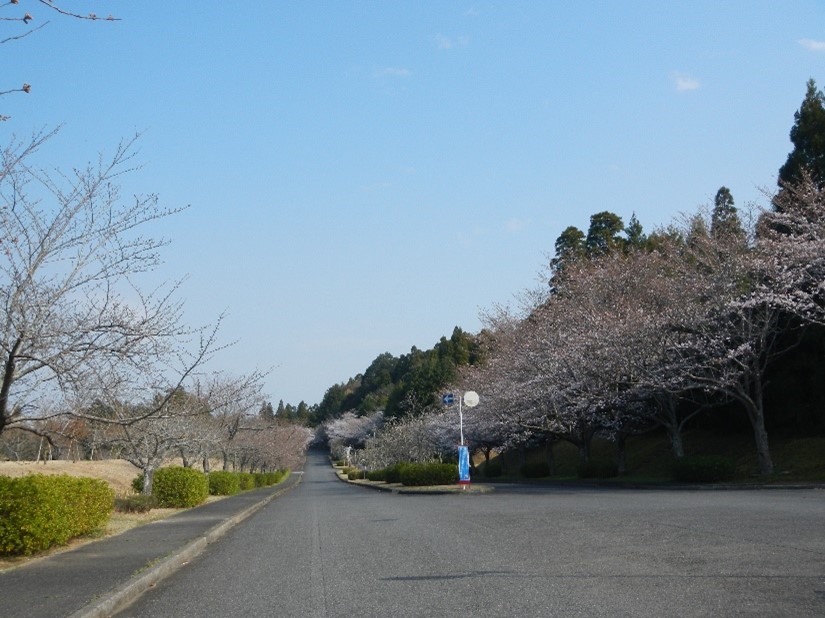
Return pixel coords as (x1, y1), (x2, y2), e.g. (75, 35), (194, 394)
(2, 1), (824, 406)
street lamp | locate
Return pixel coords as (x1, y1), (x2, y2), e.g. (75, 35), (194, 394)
(444, 390), (479, 486)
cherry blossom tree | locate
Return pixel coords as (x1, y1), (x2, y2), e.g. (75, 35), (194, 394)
(757, 171), (825, 325)
(322, 411), (383, 462)
(358, 413), (446, 469)
(474, 299), (614, 466)
(658, 210), (808, 474)
(473, 201), (802, 475)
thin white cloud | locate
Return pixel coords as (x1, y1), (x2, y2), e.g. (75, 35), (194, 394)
(799, 38), (825, 52)
(505, 218), (526, 233)
(671, 72), (700, 92)
(375, 67), (411, 78)
(436, 34), (470, 50)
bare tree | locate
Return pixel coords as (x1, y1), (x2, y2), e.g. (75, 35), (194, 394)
(112, 402), (195, 495)
(1, 1), (119, 120)
(0, 132), (233, 445)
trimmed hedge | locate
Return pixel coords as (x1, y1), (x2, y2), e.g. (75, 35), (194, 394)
(153, 467), (209, 508)
(399, 462), (457, 487)
(367, 468), (387, 482)
(208, 470), (240, 496)
(270, 470), (288, 485)
(237, 472), (256, 491)
(383, 463), (408, 484)
(253, 472), (287, 487)
(672, 455), (736, 483)
(366, 463), (409, 483)
(141, 468), (288, 500)
(0, 474), (114, 556)
(347, 468), (366, 480)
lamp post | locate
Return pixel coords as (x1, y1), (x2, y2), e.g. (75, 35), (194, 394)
(444, 390), (479, 486)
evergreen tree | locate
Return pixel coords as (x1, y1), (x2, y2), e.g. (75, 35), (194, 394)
(711, 186), (744, 240)
(686, 213), (710, 251)
(312, 384), (347, 424)
(624, 213), (647, 251)
(259, 401), (275, 421)
(585, 211), (624, 257)
(778, 79), (825, 190)
(296, 401), (310, 422)
(551, 226), (586, 272)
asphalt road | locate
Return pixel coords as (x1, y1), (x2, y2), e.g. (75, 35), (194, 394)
(116, 451), (825, 617)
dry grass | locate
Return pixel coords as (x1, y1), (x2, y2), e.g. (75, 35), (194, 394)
(0, 459), (221, 571)
(0, 459), (142, 496)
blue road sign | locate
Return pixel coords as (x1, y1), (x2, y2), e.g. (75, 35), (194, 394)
(442, 393), (455, 406)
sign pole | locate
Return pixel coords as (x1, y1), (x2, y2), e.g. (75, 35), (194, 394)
(455, 390), (479, 488)
(459, 394), (464, 446)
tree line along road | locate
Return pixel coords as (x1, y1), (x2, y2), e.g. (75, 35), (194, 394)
(116, 450), (825, 617)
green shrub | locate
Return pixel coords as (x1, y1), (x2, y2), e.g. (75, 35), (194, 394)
(237, 472), (256, 491)
(115, 494), (157, 513)
(257, 471), (280, 486)
(379, 462), (407, 484)
(672, 455), (736, 483)
(521, 461), (551, 478)
(577, 459), (619, 479)
(366, 468), (386, 482)
(152, 467), (208, 508)
(0, 474), (114, 556)
(131, 472), (145, 494)
(208, 470), (240, 496)
(347, 468), (366, 480)
(399, 462), (457, 487)
(271, 469), (289, 485)
(364, 463), (409, 483)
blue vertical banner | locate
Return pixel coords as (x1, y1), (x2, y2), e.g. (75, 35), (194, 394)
(458, 445), (471, 485)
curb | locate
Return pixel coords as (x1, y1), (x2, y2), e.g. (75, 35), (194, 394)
(486, 479), (825, 491)
(333, 468), (492, 495)
(69, 474), (302, 618)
